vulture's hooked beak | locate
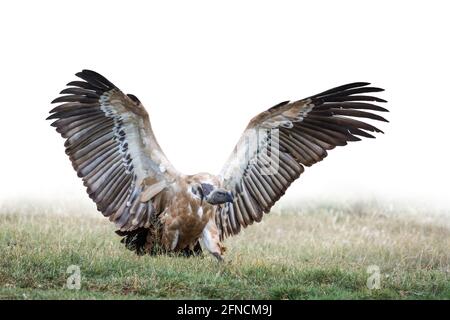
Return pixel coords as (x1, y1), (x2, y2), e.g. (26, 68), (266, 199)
(205, 188), (234, 205)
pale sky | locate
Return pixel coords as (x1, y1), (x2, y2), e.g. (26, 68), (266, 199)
(1, 1), (449, 210)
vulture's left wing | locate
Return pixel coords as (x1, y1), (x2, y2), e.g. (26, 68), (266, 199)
(48, 70), (178, 231)
(217, 82), (388, 239)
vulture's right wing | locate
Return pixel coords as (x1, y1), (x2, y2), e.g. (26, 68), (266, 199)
(217, 82), (388, 239)
(48, 70), (178, 231)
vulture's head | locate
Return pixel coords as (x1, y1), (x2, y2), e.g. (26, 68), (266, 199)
(191, 182), (234, 205)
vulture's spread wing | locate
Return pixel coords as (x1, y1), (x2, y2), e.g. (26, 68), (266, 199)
(217, 82), (388, 239)
(48, 70), (178, 231)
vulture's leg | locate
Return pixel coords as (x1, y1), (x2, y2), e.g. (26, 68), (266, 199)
(181, 241), (203, 257)
(200, 218), (226, 261)
(191, 241), (203, 255)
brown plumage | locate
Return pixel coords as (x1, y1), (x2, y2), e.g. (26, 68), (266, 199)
(47, 70), (389, 260)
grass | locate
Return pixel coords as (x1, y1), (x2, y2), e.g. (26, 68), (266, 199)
(0, 200), (449, 299)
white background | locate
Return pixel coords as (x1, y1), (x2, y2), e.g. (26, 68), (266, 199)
(0, 1), (449, 210)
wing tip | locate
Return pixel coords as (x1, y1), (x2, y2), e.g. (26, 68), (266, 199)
(50, 96), (64, 104)
(74, 69), (117, 91)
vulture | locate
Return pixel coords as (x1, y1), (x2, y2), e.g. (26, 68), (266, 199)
(47, 70), (388, 260)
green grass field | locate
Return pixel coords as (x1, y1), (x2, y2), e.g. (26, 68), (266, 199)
(0, 201), (449, 299)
